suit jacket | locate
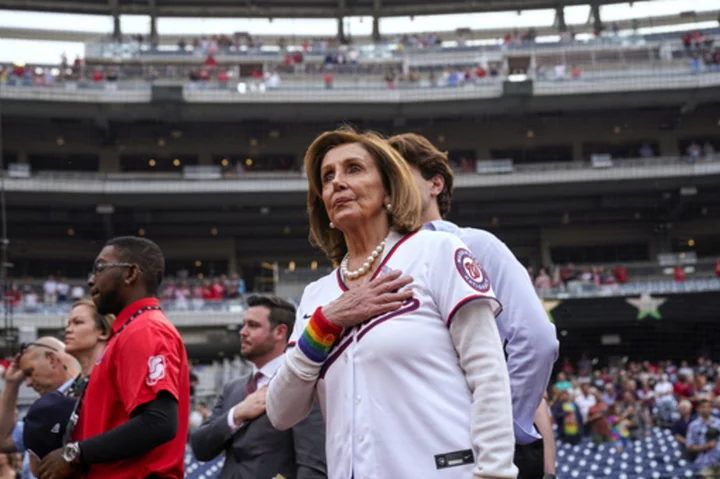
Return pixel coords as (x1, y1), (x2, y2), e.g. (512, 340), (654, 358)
(190, 373), (326, 479)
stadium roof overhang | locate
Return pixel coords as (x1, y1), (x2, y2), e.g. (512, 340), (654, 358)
(0, 0), (625, 18)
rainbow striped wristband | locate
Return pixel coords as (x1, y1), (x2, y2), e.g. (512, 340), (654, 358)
(297, 307), (342, 363)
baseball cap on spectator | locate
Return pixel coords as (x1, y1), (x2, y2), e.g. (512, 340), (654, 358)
(23, 391), (76, 458)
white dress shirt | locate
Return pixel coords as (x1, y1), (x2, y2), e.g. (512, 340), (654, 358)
(427, 220), (560, 444)
(227, 354), (284, 431)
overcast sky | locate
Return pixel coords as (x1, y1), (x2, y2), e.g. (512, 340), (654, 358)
(0, 0), (717, 64)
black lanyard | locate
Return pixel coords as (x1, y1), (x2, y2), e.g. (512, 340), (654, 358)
(62, 305), (162, 445)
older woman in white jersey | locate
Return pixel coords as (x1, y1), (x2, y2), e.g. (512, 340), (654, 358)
(266, 128), (517, 479)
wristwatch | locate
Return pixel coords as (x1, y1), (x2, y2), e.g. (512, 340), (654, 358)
(61, 442), (82, 464)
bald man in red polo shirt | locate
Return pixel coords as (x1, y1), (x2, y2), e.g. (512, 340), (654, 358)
(38, 236), (189, 479)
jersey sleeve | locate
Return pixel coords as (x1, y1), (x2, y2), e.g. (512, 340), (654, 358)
(425, 232), (501, 327)
(114, 323), (184, 414)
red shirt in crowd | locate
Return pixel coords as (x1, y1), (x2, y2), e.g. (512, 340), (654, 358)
(613, 265), (628, 284)
(92, 70), (104, 82)
(674, 266), (686, 282)
(715, 260), (720, 278)
(673, 381), (694, 399)
(210, 282), (225, 300)
(75, 298), (189, 479)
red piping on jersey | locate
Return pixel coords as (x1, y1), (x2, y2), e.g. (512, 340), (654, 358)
(446, 294), (502, 328)
(335, 231), (419, 292)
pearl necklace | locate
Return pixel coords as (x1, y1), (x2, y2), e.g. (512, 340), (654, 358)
(341, 238), (387, 280)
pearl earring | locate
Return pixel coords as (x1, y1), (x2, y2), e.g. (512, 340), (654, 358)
(329, 221), (335, 229)
(386, 204), (392, 211)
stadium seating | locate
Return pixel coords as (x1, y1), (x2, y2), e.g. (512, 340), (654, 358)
(180, 427), (700, 479)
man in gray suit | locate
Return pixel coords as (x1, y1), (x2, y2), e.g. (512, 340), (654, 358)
(190, 295), (327, 479)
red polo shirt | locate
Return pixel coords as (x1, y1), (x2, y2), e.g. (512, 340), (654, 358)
(75, 298), (189, 479)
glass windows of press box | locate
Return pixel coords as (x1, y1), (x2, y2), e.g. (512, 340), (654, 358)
(120, 154), (198, 172)
(550, 243), (650, 265)
(490, 145), (573, 164)
(28, 154), (99, 172)
(582, 141), (660, 161)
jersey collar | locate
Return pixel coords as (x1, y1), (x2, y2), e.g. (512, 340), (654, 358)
(113, 297), (160, 334)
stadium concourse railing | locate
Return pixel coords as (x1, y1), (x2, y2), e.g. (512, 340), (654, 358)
(1, 68), (718, 103)
(2, 155), (719, 194)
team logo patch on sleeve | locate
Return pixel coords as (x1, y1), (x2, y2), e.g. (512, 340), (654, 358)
(454, 248), (490, 292)
(146, 355), (166, 386)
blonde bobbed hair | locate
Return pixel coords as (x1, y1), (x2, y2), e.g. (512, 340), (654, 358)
(304, 127), (423, 265)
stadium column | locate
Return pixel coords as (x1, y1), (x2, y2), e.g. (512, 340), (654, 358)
(372, 0), (381, 42)
(149, 0), (158, 38)
(110, 0), (121, 39)
(337, 0), (346, 43)
(555, 5), (567, 33)
(590, 2), (603, 33)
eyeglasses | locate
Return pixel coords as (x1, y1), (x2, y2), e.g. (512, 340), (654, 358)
(20, 342), (60, 355)
(91, 262), (137, 276)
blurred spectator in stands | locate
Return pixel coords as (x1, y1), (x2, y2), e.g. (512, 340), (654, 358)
(680, 360), (696, 380)
(554, 63), (566, 81)
(163, 279), (178, 302)
(686, 399), (720, 476)
(5, 284), (21, 309)
(217, 69), (229, 87)
(92, 68), (104, 83)
(552, 390), (583, 445)
(675, 374), (696, 402)
(715, 259), (720, 278)
(266, 71), (280, 90)
(561, 263), (578, 285)
(42, 275), (57, 308)
(534, 268), (552, 294)
(561, 357), (576, 375)
(571, 65), (581, 80)
(639, 143), (655, 158)
(587, 388), (612, 444)
(656, 374), (677, 422)
(575, 381), (597, 430)
(682, 32), (693, 52)
(608, 403), (632, 451)
(704, 141), (716, 160)
(674, 265), (686, 282)
(674, 400), (695, 453)
(70, 283), (84, 301)
(603, 383), (617, 406)
(23, 286), (39, 312)
(556, 371), (572, 391)
(323, 72), (333, 89)
(685, 134), (702, 160)
(178, 38), (186, 51)
(56, 277), (69, 303)
(211, 277), (225, 301)
(689, 53), (702, 74)
(697, 375), (714, 402)
(385, 68), (396, 89)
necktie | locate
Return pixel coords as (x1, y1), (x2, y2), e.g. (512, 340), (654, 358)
(245, 372), (263, 396)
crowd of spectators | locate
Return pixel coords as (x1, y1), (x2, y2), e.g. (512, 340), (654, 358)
(550, 355), (720, 476)
(529, 264), (629, 296)
(159, 273), (247, 311)
(2, 272), (248, 314)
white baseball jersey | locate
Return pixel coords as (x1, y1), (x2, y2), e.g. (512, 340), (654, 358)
(288, 229), (501, 479)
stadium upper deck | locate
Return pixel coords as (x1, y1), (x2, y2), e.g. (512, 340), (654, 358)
(0, 0), (628, 19)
